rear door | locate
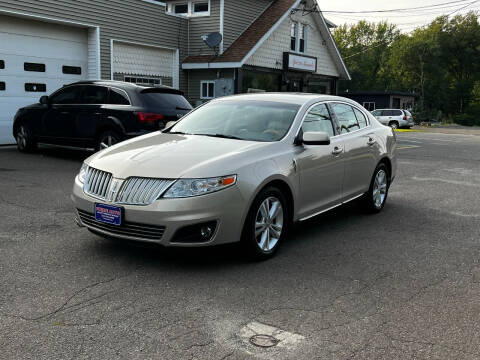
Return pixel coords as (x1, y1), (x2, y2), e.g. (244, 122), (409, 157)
(41, 85), (83, 145)
(73, 85), (109, 147)
(294, 103), (344, 218)
(330, 103), (378, 200)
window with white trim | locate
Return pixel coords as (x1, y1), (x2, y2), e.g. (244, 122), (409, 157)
(200, 81), (215, 99)
(290, 22), (307, 53)
(166, 0), (210, 17)
(363, 102), (376, 111)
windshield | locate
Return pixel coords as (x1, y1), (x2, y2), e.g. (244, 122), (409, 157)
(168, 100), (300, 142)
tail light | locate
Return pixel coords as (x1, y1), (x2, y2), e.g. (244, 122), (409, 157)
(135, 112), (164, 124)
(403, 115), (407, 120)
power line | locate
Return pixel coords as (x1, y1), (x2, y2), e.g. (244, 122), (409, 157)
(448, 0), (479, 15)
(320, 0), (473, 14)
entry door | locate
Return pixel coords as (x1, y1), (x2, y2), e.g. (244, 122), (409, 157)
(294, 103), (344, 219)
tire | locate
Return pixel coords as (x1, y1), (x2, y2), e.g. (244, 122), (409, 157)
(363, 163), (390, 213)
(96, 130), (122, 152)
(388, 121), (399, 130)
(15, 123), (37, 153)
(241, 186), (290, 261)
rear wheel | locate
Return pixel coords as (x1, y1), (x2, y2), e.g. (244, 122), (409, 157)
(363, 163), (390, 213)
(96, 130), (122, 151)
(15, 124), (36, 152)
(241, 187), (289, 261)
(388, 121), (399, 130)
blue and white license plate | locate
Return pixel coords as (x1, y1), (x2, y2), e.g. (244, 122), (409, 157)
(95, 203), (123, 226)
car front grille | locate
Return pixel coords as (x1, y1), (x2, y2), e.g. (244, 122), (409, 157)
(83, 167), (113, 200)
(77, 209), (165, 241)
(115, 177), (174, 205)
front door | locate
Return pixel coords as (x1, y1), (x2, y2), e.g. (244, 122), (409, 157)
(294, 103), (344, 219)
(41, 85), (83, 145)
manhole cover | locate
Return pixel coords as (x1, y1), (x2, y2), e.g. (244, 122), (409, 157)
(249, 334), (280, 348)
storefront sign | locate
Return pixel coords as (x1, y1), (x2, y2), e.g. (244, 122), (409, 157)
(284, 53), (317, 72)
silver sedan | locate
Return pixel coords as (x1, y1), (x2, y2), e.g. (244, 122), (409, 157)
(72, 94), (397, 260)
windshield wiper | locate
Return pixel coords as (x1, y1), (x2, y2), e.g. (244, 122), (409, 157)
(167, 131), (191, 135)
(176, 106), (191, 111)
(197, 133), (244, 140)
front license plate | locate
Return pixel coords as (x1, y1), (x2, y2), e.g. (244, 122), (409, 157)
(95, 203), (123, 226)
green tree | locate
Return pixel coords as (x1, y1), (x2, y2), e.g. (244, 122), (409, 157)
(333, 21), (401, 92)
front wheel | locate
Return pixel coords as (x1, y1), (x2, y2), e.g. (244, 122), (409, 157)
(241, 187), (289, 261)
(363, 163), (390, 213)
(15, 124), (37, 153)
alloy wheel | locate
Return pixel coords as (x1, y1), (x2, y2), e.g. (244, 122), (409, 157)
(389, 122), (399, 129)
(16, 126), (28, 150)
(373, 169), (388, 209)
(255, 197), (284, 252)
(99, 135), (118, 150)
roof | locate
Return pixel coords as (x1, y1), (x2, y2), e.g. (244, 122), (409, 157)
(341, 91), (417, 97)
(208, 93), (355, 106)
(68, 80), (184, 94)
(184, 0), (297, 65)
(182, 0), (350, 80)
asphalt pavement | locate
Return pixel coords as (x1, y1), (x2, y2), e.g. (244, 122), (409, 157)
(0, 130), (479, 359)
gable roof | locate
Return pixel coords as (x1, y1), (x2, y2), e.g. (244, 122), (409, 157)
(182, 0), (350, 80)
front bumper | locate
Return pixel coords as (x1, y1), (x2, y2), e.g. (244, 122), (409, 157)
(72, 176), (247, 247)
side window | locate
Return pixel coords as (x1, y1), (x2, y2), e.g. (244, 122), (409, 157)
(50, 86), (83, 104)
(0, 60), (4, 69)
(302, 103), (334, 137)
(81, 86), (108, 104)
(331, 103), (360, 134)
(353, 108), (368, 128)
(393, 110), (403, 116)
(380, 110), (389, 116)
(109, 88), (130, 105)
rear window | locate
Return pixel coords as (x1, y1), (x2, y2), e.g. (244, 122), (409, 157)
(141, 92), (192, 110)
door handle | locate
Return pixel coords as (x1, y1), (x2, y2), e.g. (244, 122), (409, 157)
(367, 137), (376, 146)
(332, 146), (343, 155)
(60, 111), (70, 115)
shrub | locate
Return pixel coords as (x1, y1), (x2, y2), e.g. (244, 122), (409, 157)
(453, 104), (480, 126)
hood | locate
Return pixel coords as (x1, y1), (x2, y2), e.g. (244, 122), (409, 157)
(86, 132), (272, 179)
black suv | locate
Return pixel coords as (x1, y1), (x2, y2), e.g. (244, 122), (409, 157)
(12, 81), (192, 152)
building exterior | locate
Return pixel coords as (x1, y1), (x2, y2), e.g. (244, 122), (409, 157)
(341, 91), (416, 112)
(0, 0), (350, 143)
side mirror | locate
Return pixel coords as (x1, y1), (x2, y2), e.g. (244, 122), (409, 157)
(302, 131), (330, 145)
(165, 120), (178, 129)
(39, 95), (49, 105)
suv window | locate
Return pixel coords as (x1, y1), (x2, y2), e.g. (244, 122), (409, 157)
(50, 86), (83, 104)
(371, 110), (381, 116)
(331, 103), (360, 134)
(81, 86), (108, 104)
(392, 110), (403, 116)
(109, 88), (130, 105)
(353, 108), (368, 128)
(302, 103), (334, 136)
(141, 92), (192, 110)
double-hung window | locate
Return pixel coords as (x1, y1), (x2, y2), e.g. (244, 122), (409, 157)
(291, 22), (307, 53)
(200, 81), (215, 99)
(167, 1), (209, 16)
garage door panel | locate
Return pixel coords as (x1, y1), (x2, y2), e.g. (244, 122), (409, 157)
(0, 16), (88, 144)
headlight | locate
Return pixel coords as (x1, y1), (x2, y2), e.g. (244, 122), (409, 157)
(78, 163), (88, 184)
(162, 175), (237, 198)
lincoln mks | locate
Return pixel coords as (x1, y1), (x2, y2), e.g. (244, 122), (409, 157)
(72, 94), (397, 260)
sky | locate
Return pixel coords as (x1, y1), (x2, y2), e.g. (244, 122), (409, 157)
(317, 0), (480, 32)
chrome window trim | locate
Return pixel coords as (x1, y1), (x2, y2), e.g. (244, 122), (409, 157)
(294, 100), (372, 143)
(49, 84), (131, 106)
(109, 86), (132, 106)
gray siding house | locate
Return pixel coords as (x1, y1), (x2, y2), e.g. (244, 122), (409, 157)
(0, 0), (349, 143)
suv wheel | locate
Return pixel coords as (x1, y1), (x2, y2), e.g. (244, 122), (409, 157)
(388, 121), (399, 129)
(97, 130), (122, 151)
(15, 124), (36, 153)
(363, 163), (390, 213)
(241, 187), (289, 261)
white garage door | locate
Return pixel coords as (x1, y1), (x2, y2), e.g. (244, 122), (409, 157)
(0, 15), (88, 144)
(112, 41), (178, 89)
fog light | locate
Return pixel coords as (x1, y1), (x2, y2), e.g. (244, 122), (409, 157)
(201, 226), (213, 239)
(171, 221), (217, 244)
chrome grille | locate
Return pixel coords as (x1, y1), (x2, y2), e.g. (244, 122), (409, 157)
(77, 209), (165, 241)
(84, 167), (113, 200)
(115, 177), (174, 205)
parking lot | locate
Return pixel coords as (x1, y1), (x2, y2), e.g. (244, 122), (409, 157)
(0, 130), (479, 359)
